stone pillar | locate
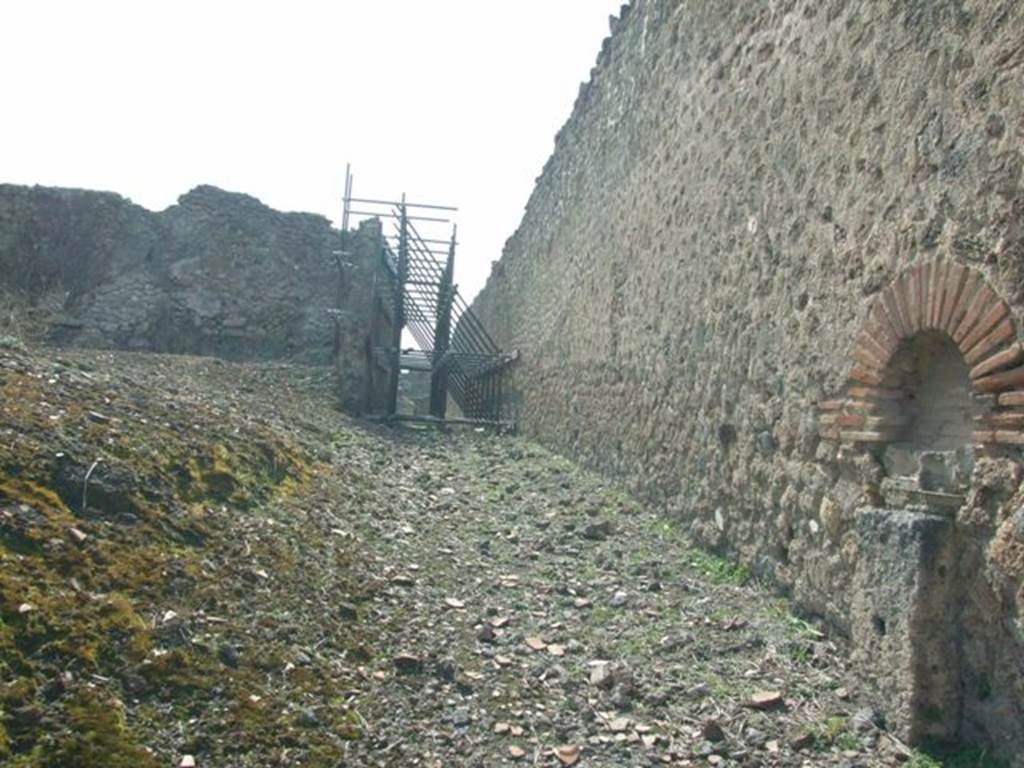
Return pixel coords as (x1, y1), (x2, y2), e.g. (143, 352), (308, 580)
(851, 508), (960, 743)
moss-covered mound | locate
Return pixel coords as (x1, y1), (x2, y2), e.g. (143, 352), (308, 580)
(0, 346), (370, 766)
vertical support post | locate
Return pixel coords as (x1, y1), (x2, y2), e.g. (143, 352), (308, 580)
(489, 372), (496, 421)
(496, 369), (503, 424)
(387, 195), (408, 416)
(482, 372), (489, 421)
(430, 226), (457, 418)
(342, 163), (353, 232)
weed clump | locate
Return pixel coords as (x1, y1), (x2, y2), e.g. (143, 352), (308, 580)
(689, 548), (753, 586)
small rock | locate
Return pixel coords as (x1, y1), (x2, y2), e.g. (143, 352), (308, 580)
(450, 707), (471, 727)
(338, 603), (359, 621)
(610, 685), (634, 709)
(609, 591), (628, 607)
(851, 707), (880, 733)
(790, 730), (815, 751)
(554, 744), (581, 765)
(746, 690), (785, 710)
(509, 745), (526, 760)
(393, 654), (424, 675)
(218, 643), (240, 668)
(702, 719), (726, 742)
(443, 597), (465, 609)
(17, 603), (34, 614)
(477, 624), (497, 643)
(68, 527), (88, 544)
(582, 520), (614, 540)
(589, 661), (612, 688)
(525, 636), (547, 652)
(87, 410), (112, 424)
(643, 689), (669, 706)
(607, 717), (630, 733)
(434, 657), (458, 681)
(494, 722), (511, 734)
(745, 727), (767, 747)
(179, 756), (197, 768)
(295, 708), (321, 728)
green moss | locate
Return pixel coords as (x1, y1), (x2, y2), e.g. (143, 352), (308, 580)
(94, 593), (151, 663)
(169, 440), (310, 510)
(139, 648), (219, 694)
(823, 715), (846, 741)
(0, 480), (69, 516)
(37, 693), (159, 768)
(0, 352), (339, 763)
(0, 615), (14, 662)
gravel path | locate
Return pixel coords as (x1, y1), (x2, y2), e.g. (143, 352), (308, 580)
(0, 345), (953, 767)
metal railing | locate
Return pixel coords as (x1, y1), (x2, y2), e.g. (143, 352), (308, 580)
(343, 168), (515, 423)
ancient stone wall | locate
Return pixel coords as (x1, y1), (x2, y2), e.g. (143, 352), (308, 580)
(474, 0), (1024, 754)
(0, 184), (377, 391)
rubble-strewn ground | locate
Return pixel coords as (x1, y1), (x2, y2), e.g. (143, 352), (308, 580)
(0, 343), (1005, 767)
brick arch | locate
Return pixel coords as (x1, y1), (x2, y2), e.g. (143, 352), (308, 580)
(819, 259), (1024, 447)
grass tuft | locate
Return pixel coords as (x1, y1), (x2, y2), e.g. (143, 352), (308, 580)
(688, 548), (752, 586)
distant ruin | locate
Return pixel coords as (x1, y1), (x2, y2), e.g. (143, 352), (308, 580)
(0, 183), (378, 408)
(473, 0), (1024, 756)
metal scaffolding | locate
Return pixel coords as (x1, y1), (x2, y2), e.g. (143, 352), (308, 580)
(344, 168), (517, 425)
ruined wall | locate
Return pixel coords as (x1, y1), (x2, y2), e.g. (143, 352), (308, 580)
(474, 0), (1024, 754)
(0, 185), (376, 386)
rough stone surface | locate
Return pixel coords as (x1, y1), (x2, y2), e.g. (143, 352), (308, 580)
(850, 508), (958, 743)
(473, 0), (1024, 755)
(0, 184), (377, 401)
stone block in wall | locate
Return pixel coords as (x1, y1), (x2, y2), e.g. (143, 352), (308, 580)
(851, 508), (958, 744)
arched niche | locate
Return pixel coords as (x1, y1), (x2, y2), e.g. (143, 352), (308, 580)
(819, 259), (1024, 463)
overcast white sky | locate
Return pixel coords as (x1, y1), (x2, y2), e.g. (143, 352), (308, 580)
(0, 1), (625, 300)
